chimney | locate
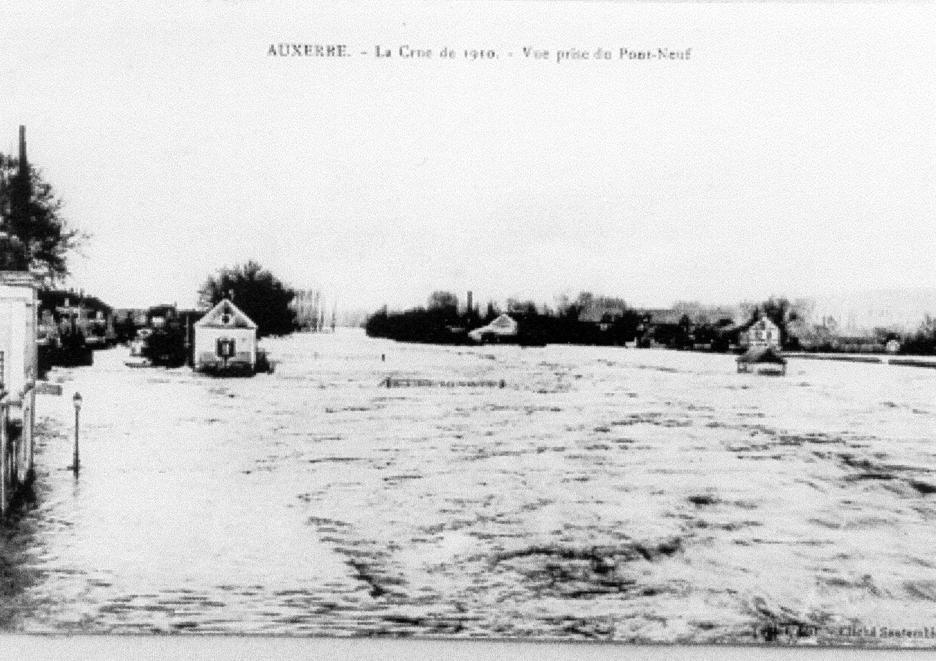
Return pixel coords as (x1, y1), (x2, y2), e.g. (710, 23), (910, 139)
(466, 290), (473, 313)
(18, 125), (27, 172)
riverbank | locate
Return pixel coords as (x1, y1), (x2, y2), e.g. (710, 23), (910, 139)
(787, 353), (936, 369)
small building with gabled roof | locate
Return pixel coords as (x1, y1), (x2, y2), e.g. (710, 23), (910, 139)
(468, 313), (518, 343)
(742, 316), (781, 350)
(193, 299), (257, 374)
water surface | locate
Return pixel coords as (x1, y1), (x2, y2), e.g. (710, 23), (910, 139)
(6, 330), (936, 644)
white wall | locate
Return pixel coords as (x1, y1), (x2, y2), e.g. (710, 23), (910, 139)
(0, 279), (37, 396)
(193, 326), (256, 370)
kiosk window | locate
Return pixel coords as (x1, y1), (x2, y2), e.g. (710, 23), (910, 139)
(216, 338), (236, 358)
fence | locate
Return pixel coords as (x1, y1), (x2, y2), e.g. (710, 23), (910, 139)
(381, 376), (506, 388)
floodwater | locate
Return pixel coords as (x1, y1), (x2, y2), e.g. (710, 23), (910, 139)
(3, 329), (936, 645)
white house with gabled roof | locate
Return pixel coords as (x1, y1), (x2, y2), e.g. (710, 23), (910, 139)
(193, 299), (258, 374)
(743, 316), (781, 350)
(468, 313), (518, 343)
(0, 270), (40, 503)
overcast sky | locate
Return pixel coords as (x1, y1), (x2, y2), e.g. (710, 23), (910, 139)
(2, 1), (934, 312)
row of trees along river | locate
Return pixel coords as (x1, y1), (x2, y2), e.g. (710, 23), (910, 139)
(3, 132), (936, 357)
(366, 291), (936, 355)
(364, 291), (766, 349)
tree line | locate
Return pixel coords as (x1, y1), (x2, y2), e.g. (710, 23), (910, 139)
(366, 291), (645, 346)
(366, 292), (936, 356)
(5, 143), (934, 354)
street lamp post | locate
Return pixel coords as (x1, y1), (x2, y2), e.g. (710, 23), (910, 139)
(72, 392), (82, 475)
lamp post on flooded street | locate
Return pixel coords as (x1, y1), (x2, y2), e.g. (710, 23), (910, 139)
(72, 391), (82, 475)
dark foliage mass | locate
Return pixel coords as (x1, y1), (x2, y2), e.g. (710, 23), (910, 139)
(366, 305), (467, 345)
(0, 154), (85, 282)
(366, 291), (643, 347)
(198, 261), (296, 338)
(364, 288), (936, 357)
(901, 315), (936, 355)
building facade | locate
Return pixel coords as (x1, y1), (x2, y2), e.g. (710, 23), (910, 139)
(743, 317), (781, 350)
(193, 299), (258, 374)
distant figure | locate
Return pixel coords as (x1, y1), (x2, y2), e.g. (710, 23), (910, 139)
(381, 353), (385, 362)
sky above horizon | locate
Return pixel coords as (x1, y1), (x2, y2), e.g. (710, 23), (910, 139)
(2, 1), (935, 313)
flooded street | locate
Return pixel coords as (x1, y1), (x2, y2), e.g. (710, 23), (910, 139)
(4, 329), (936, 643)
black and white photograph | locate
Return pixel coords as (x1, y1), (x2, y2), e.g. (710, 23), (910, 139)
(2, 1), (936, 655)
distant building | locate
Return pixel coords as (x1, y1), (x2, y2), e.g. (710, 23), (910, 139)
(112, 308), (147, 344)
(468, 313), (518, 343)
(635, 308), (683, 348)
(0, 270), (39, 510)
(637, 308), (682, 326)
(193, 299), (258, 374)
(0, 271), (39, 395)
(114, 308), (148, 326)
(742, 317), (781, 350)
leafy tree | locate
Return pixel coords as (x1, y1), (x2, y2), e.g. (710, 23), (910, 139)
(0, 233), (27, 270)
(608, 308), (642, 345)
(677, 313), (693, 339)
(507, 298), (538, 315)
(199, 261), (296, 337)
(558, 291), (630, 322)
(575, 291), (595, 314)
(0, 153), (85, 282)
(901, 315), (936, 355)
(558, 301), (581, 321)
(427, 290), (458, 311)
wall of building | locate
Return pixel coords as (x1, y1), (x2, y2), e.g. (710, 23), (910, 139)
(744, 318), (781, 349)
(0, 274), (38, 394)
(193, 326), (256, 369)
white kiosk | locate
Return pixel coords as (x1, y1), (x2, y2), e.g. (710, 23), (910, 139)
(193, 299), (258, 376)
(0, 270), (39, 514)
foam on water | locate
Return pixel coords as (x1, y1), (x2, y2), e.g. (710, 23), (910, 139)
(4, 329), (935, 644)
